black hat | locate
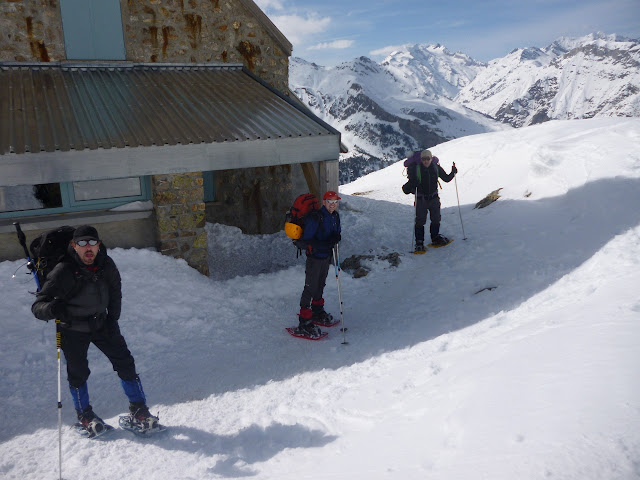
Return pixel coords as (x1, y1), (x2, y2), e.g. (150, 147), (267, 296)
(73, 225), (100, 242)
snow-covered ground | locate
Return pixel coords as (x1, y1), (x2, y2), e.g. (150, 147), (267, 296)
(1, 117), (639, 480)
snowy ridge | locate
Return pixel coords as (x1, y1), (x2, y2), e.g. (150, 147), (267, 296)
(456, 32), (640, 126)
(1, 118), (640, 479)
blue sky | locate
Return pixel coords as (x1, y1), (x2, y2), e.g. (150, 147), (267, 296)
(255, 0), (640, 65)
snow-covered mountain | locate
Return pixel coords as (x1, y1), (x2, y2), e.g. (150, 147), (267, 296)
(455, 32), (640, 127)
(290, 45), (505, 183)
(290, 33), (640, 183)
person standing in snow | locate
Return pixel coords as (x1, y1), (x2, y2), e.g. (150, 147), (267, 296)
(403, 149), (457, 252)
(31, 225), (160, 437)
(296, 191), (342, 338)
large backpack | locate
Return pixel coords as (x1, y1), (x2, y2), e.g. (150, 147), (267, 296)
(284, 193), (319, 239)
(402, 150), (441, 193)
(28, 225), (76, 288)
(284, 193), (321, 255)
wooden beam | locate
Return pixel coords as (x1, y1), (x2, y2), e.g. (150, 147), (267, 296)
(300, 162), (320, 199)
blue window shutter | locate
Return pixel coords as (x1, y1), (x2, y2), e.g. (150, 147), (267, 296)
(60, 0), (126, 60)
(203, 171), (216, 202)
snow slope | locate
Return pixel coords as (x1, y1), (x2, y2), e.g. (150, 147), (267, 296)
(1, 117), (639, 480)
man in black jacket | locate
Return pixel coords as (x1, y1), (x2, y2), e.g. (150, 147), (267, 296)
(32, 225), (159, 436)
(405, 150), (457, 252)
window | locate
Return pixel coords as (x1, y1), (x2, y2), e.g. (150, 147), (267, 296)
(0, 177), (151, 218)
(72, 178), (142, 203)
(60, 0), (126, 60)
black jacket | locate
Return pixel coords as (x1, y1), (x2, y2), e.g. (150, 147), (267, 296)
(32, 244), (122, 333)
(406, 162), (455, 197)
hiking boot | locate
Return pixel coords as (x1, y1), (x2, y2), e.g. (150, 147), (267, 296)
(77, 406), (107, 437)
(296, 321), (323, 339)
(431, 235), (450, 246)
(414, 242), (426, 253)
(129, 402), (159, 431)
(311, 309), (333, 323)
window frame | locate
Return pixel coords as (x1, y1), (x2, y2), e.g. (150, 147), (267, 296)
(0, 177), (151, 219)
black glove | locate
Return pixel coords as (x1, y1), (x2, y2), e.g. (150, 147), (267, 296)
(328, 232), (341, 245)
(49, 298), (67, 319)
(451, 165), (458, 175)
(402, 181), (413, 195)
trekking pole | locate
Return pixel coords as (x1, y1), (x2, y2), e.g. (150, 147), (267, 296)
(13, 222), (41, 291)
(453, 164), (467, 240)
(13, 223), (62, 480)
(333, 245), (348, 345)
(56, 320), (63, 480)
(412, 187), (418, 251)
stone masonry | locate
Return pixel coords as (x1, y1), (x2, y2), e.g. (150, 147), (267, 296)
(0, 0), (66, 62)
(123, 0), (290, 92)
(206, 165), (292, 234)
(151, 172), (209, 276)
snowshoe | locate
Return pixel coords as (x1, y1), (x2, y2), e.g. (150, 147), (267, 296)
(74, 421), (114, 439)
(428, 236), (453, 248)
(75, 409), (114, 439)
(413, 243), (427, 254)
(119, 403), (167, 437)
(286, 321), (327, 340)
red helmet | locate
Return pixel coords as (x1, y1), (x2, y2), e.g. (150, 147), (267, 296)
(323, 191), (341, 200)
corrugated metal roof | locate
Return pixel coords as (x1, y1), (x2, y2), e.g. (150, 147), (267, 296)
(0, 62), (338, 155)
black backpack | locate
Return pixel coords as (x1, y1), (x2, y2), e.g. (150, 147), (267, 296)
(29, 225), (76, 287)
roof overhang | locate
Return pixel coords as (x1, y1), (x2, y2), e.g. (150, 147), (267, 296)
(0, 135), (338, 185)
(0, 62), (340, 187)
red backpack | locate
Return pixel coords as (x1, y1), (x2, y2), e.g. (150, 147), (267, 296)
(284, 193), (319, 240)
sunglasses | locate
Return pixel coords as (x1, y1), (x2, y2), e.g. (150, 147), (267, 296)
(325, 199), (339, 204)
(76, 239), (99, 247)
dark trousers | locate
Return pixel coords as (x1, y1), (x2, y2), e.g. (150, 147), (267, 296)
(414, 195), (441, 243)
(300, 254), (333, 309)
(60, 326), (137, 389)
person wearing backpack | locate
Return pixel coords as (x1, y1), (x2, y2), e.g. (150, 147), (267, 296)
(402, 149), (457, 252)
(31, 225), (161, 437)
(296, 191), (342, 338)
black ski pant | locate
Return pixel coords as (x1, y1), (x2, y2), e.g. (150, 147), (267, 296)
(60, 325), (138, 389)
(414, 194), (441, 244)
(300, 254), (333, 309)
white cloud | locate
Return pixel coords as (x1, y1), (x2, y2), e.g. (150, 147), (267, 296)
(370, 44), (408, 57)
(253, 0), (285, 11)
(269, 14), (331, 46)
(308, 40), (355, 50)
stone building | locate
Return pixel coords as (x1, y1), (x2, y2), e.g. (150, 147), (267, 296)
(0, 0), (341, 275)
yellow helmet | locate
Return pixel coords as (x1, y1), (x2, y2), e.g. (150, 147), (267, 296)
(284, 222), (303, 239)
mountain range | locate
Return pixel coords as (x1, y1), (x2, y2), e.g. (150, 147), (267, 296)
(289, 32), (640, 183)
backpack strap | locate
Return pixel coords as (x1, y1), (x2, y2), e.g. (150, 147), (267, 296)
(433, 161), (442, 189)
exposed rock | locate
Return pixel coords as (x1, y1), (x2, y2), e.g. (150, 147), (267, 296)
(474, 188), (503, 209)
(340, 252), (402, 278)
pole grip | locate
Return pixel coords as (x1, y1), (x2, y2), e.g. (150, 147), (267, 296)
(13, 222), (31, 259)
(13, 222), (42, 290)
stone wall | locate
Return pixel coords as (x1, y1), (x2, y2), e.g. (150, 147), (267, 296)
(123, 0), (290, 92)
(0, 0), (65, 62)
(206, 165), (292, 234)
(151, 172), (209, 275)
